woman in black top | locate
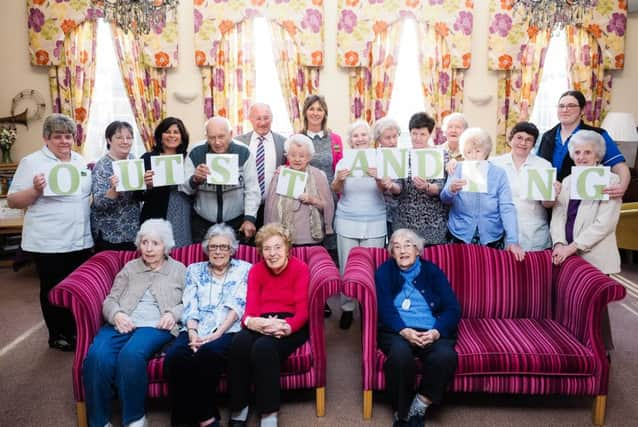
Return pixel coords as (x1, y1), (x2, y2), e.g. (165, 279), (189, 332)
(140, 117), (193, 247)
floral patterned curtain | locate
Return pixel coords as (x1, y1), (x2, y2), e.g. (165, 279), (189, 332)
(419, 25), (469, 144)
(193, 1), (324, 134)
(494, 28), (552, 153)
(337, 0), (473, 128)
(566, 25), (614, 127)
(348, 21), (402, 124)
(111, 24), (167, 151)
(48, 21), (97, 150)
(200, 20), (255, 136)
(270, 21), (320, 133)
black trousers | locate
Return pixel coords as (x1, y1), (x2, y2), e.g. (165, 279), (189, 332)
(93, 234), (136, 253)
(228, 325), (309, 415)
(378, 331), (458, 420)
(31, 249), (92, 341)
(164, 331), (234, 424)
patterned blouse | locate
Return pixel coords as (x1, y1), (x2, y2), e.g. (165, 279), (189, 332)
(90, 154), (140, 244)
(181, 258), (251, 336)
(393, 176), (449, 245)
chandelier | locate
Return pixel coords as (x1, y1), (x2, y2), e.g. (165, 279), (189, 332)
(92, 1), (179, 35)
(512, 0), (598, 30)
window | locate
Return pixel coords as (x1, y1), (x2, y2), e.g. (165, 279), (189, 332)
(387, 18), (427, 148)
(530, 29), (569, 137)
(252, 17), (294, 137)
(85, 19), (145, 162)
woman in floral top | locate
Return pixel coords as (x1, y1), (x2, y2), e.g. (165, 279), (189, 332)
(164, 223), (250, 427)
(90, 120), (140, 251)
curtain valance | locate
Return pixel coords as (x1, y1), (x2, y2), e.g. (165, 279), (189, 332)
(193, 0), (324, 67)
(336, 0), (473, 70)
(27, 0), (179, 68)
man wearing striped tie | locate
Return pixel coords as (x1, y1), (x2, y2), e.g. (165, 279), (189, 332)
(236, 103), (287, 229)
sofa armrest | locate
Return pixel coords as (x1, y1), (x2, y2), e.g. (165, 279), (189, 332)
(48, 251), (126, 401)
(342, 247), (380, 391)
(553, 256), (626, 359)
(304, 246), (341, 387)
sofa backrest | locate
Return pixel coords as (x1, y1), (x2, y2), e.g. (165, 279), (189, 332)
(423, 244), (554, 319)
(366, 244), (554, 319)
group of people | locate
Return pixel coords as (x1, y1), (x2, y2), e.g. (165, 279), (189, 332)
(81, 219), (307, 427)
(7, 89), (630, 427)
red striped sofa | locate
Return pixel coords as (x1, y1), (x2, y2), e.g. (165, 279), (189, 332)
(342, 244), (626, 426)
(50, 244), (340, 427)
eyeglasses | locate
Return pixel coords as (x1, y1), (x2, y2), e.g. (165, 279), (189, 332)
(557, 103), (580, 110)
(208, 244), (231, 253)
(392, 243), (416, 251)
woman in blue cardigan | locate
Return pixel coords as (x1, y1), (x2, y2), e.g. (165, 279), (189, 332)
(376, 228), (461, 427)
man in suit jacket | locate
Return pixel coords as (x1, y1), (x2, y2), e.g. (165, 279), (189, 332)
(235, 103), (287, 228)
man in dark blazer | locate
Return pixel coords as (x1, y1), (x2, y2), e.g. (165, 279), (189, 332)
(235, 103), (287, 228)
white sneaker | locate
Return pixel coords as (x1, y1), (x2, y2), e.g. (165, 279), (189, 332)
(126, 415), (147, 427)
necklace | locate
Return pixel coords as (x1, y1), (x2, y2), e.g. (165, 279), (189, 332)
(401, 285), (416, 311)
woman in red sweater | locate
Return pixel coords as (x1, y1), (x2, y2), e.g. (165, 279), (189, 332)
(227, 223), (309, 427)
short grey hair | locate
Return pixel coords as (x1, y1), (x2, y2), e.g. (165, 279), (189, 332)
(201, 223), (239, 256)
(204, 116), (232, 134)
(135, 219), (175, 255)
(373, 117), (401, 143)
(346, 120), (372, 148)
(441, 112), (469, 133)
(284, 133), (315, 157)
(459, 127), (493, 159)
(43, 114), (76, 139)
(568, 130), (606, 162)
(388, 228), (425, 256)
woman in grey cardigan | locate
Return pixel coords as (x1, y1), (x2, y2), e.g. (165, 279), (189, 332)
(83, 219), (186, 427)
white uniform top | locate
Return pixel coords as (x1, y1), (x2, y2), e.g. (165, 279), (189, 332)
(491, 152), (552, 251)
(9, 145), (93, 253)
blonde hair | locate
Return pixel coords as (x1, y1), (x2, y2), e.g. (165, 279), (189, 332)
(255, 223), (293, 254)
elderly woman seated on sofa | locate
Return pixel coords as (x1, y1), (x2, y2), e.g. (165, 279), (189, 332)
(227, 223), (310, 427)
(376, 228), (461, 427)
(550, 129), (622, 351)
(163, 223), (251, 427)
(82, 219), (186, 427)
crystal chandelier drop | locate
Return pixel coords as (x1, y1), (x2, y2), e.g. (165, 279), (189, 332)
(92, 0), (179, 35)
(512, 0), (598, 30)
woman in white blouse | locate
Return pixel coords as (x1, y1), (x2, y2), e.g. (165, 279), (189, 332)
(7, 114), (93, 351)
(492, 122), (560, 251)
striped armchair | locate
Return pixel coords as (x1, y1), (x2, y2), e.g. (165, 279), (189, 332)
(343, 244), (626, 426)
(50, 244), (340, 427)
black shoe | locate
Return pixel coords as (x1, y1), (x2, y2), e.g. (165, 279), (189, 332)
(228, 420), (247, 427)
(408, 413), (426, 427)
(324, 303), (332, 318)
(339, 311), (353, 329)
(48, 336), (74, 352)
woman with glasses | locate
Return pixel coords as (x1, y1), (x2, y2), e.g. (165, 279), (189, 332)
(537, 90), (629, 198)
(91, 120), (140, 251)
(164, 223), (251, 427)
(227, 223), (309, 427)
(376, 228), (460, 426)
(140, 117), (193, 247)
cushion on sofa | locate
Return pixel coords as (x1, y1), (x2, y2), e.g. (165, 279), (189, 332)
(454, 319), (595, 375)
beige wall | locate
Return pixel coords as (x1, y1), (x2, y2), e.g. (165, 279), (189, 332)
(2, 1), (637, 161)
